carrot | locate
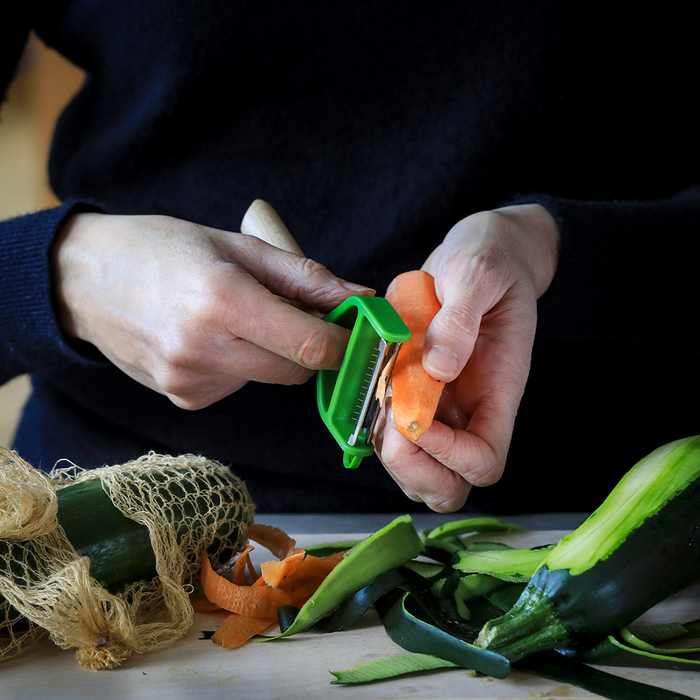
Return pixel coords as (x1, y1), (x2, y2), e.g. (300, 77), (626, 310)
(211, 613), (277, 650)
(385, 270), (444, 441)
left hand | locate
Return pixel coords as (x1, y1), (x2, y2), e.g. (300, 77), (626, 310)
(374, 204), (560, 512)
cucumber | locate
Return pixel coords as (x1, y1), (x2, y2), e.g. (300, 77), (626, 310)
(476, 435), (700, 661)
(2, 455), (253, 612)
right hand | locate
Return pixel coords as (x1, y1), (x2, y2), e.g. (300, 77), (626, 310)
(374, 204), (560, 512)
(52, 212), (373, 409)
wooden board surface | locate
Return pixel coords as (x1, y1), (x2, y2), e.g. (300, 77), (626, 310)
(3, 530), (700, 700)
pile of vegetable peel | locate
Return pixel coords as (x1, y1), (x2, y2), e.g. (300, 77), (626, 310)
(195, 523), (345, 649)
(196, 436), (700, 700)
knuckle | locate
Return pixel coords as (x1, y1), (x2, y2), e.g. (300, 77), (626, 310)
(464, 452), (504, 487)
(292, 330), (337, 370)
(432, 305), (478, 345)
(169, 394), (211, 411)
(151, 339), (199, 398)
(299, 257), (331, 281)
(153, 364), (191, 398)
(426, 494), (466, 514)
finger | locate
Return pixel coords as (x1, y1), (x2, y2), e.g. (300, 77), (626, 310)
(378, 416), (472, 513)
(151, 338), (319, 409)
(414, 417), (507, 488)
(218, 233), (375, 311)
(188, 260), (352, 371)
(433, 382), (470, 431)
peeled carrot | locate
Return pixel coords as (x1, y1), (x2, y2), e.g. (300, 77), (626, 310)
(201, 553), (294, 618)
(385, 270), (444, 441)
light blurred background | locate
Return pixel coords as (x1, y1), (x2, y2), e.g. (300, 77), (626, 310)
(0, 34), (83, 448)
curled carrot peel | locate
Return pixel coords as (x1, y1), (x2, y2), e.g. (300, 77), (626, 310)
(232, 545), (256, 585)
(259, 551), (305, 588)
(212, 613), (277, 650)
(199, 526), (347, 649)
(385, 270), (444, 441)
(247, 523), (300, 559)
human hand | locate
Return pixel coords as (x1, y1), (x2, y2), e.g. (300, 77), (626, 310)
(52, 212), (373, 409)
(375, 204), (560, 512)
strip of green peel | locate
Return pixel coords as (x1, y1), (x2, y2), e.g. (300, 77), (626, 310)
(545, 435), (700, 576)
(276, 515), (423, 637)
(303, 540), (361, 557)
(331, 652), (457, 684)
(379, 591), (511, 679)
(519, 654), (697, 700)
(578, 633), (700, 671)
(620, 628), (700, 656)
(454, 545), (553, 582)
(425, 516), (527, 541)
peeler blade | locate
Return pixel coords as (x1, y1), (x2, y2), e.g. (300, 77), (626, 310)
(347, 338), (401, 447)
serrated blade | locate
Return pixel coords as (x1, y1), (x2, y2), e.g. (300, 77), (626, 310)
(347, 339), (401, 447)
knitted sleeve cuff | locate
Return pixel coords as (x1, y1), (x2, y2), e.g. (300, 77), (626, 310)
(0, 201), (106, 383)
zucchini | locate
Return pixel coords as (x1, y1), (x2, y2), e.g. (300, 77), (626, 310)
(476, 435), (700, 661)
(55, 479), (158, 592)
(1, 452), (254, 654)
(57, 460), (252, 592)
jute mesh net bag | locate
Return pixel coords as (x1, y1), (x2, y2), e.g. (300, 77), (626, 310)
(0, 447), (254, 669)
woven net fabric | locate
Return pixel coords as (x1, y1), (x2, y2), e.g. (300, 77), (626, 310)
(0, 447), (254, 669)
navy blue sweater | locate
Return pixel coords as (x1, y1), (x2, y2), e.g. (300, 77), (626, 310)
(1, 1), (699, 513)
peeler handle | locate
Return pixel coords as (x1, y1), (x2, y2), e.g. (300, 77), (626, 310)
(240, 199), (305, 256)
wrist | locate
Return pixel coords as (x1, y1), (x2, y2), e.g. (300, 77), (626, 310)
(51, 211), (104, 343)
(495, 203), (560, 298)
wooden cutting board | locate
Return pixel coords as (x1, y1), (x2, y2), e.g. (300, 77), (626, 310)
(3, 530), (699, 700)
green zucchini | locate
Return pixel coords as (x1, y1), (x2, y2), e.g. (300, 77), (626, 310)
(55, 479), (158, 592)
(56, 466), (252, 592)
(2, 457), (253, 615)
(475, 435), (700, 661)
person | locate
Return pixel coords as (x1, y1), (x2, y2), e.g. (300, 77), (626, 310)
(1, 3), (698, 516)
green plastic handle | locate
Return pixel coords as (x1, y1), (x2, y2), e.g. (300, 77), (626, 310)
(317, 296), (410, 469)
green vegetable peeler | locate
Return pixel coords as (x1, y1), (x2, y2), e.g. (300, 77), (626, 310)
(317, 296), (410, 469)
(240, 199), (410, 469)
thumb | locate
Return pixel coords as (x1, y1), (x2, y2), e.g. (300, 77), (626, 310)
(423, 274), (498, 383)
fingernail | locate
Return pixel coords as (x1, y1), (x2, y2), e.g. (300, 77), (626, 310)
(425, 345), (459, 379)
(342, 282), (376, 295)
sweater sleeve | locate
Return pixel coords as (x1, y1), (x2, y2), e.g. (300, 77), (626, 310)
(520, 185), (700, 356)
(0, 202), (105, 384)
(1, 13), (104, 383)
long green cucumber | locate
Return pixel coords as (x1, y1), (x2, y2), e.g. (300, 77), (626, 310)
(476, 435), (700, 660)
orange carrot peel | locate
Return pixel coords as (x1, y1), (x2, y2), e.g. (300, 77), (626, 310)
(197, 523), (346, 649)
